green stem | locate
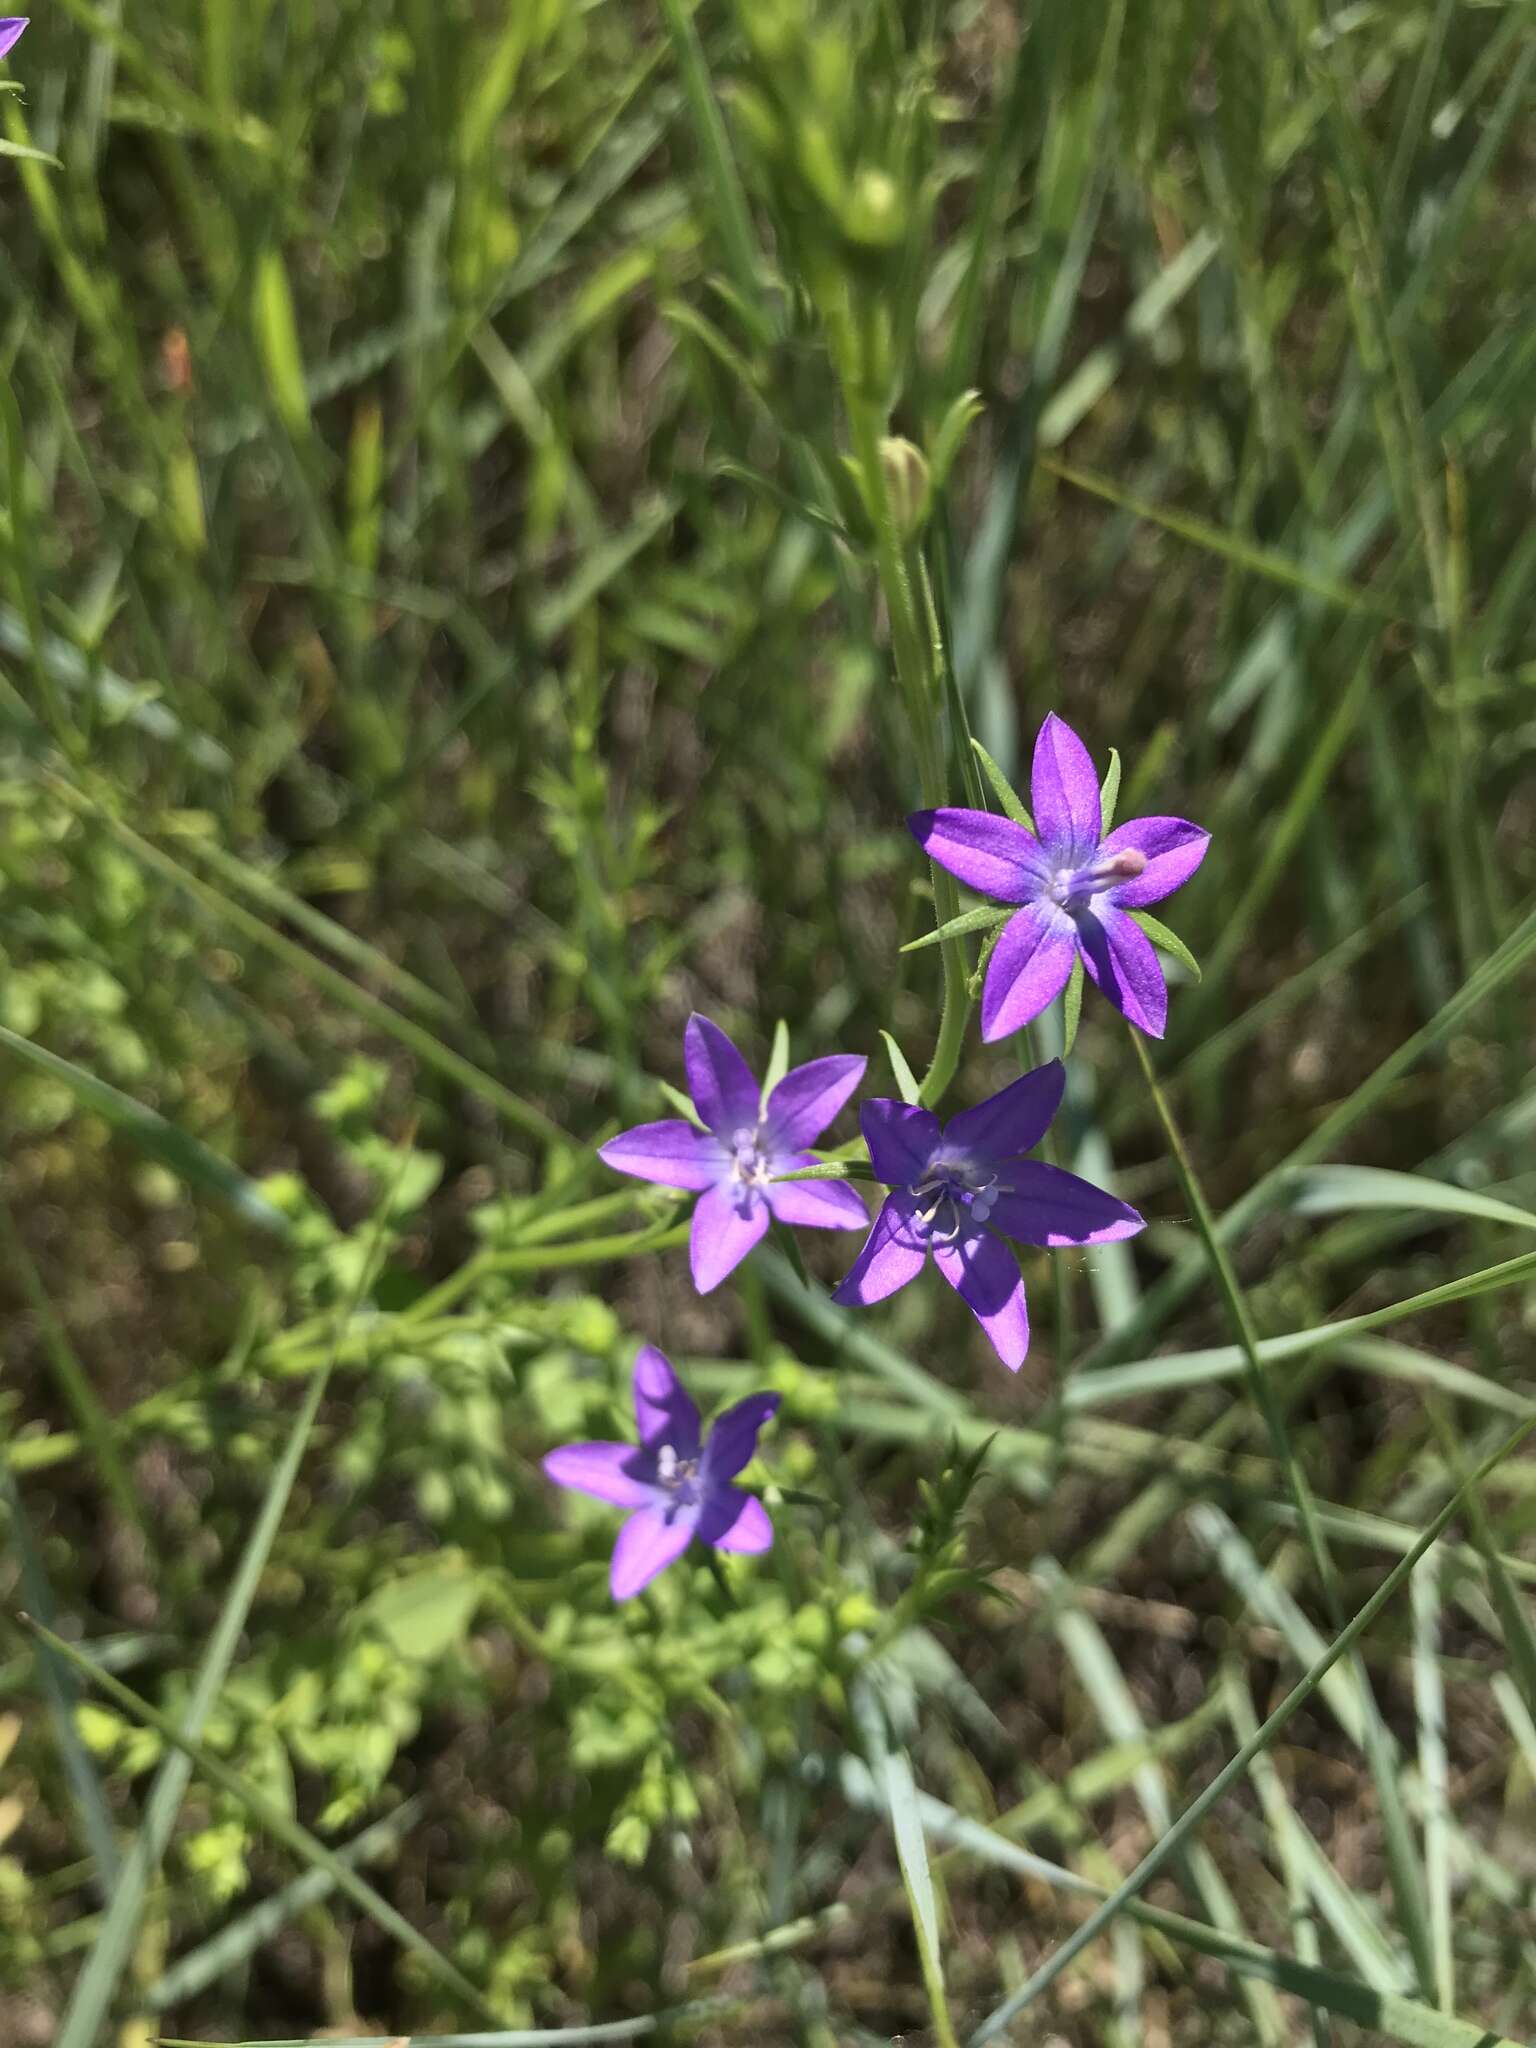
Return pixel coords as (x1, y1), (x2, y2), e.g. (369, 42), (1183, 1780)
(841, 352), (969, 1111)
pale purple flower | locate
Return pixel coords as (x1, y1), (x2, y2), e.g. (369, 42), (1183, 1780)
(831, 1059), (1142, 1371)
(910, 712), (1209, 1040)
(543, 1346), (780, 1599)
(0, 19), (26, 59)
(599, 1014), (868, 1293)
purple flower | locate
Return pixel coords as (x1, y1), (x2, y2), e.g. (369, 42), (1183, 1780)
(831, 1059), (1143, 1371)
(599, 1013), (868, 1293)
(910, 712), (1209, 1040)
(0, 19), (26, 59)
(542, 1346), (781, 1599)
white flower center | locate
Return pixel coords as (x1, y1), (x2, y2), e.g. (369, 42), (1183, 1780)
(1046, 846), (1147, 910)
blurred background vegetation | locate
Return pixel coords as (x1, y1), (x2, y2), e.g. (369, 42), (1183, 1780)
(3, 0), (1536, 2042)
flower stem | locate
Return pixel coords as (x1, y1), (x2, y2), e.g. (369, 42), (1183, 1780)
(841, 350), (969, 1111)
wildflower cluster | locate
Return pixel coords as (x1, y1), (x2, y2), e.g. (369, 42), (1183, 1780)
(544, 714), (1207, 1596)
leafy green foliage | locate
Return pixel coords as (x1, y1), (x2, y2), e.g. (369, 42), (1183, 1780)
(3, 1), (1536, 2044)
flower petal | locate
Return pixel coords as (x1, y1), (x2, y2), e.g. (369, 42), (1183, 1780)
(907, 808), (1048, 903)
(633, 1344), (701, 1457)
(860, 1099), (942, 1186)
(1102, 816), (1210, 909)
(989, 1161), (1144, 1246)
(684, 1013), (761, 1136)
(943, 1060), (1065, 1166)
(704, 1392), (781, 1482)
(980, 904), (1076, 1041)
(542, 1441), (656, 1507)
(689, 1179), (770, 1293)
(931, 1229), (1030, 1371)
(700, 1490), (773, 1554)
(764, 1154), (870, 1231)
(1078, 904), (1169, 1037)
(831, 1193), (928, 1307)
(1030, 712), (1101, 855)
(0, 19), (26, 59)
(610, 1507), (695, 1600)
(598, 1118), (722, 1191)
(764, 1053), (866, 1150)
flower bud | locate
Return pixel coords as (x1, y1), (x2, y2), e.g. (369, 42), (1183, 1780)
(878, 436), (930, 540)
(842, 166), (902, 247)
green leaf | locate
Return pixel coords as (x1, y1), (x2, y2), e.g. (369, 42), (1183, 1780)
(881, 1030), (922, 1107)
(657, 1079), (706, 1127)
(1061, 956), (1085, 1058)
(1129, 909), (1202, 982)
(928, 387), (984, 490)
(1285, 1166), (1536, 1233)
(0, 137), (60, 164)
(0, 1024), (289, 1236)
(761, 1018), (791, 1109)
(901, 903), (1010, 954)
(1098, 746), (1122, 832)
(969, 738), (1035, 831)
(356, 1563), (483, 1663)
(252, 247), (311, 438)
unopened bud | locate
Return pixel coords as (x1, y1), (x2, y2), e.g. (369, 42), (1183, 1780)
(843, 166), (902, 247)
(878, 436), (930, 540)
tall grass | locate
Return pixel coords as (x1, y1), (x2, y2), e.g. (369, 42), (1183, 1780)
(2, 2), (1536, 2043)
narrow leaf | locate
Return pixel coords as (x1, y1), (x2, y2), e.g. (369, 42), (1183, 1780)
(969, 738), (1035, 830)
(901, 903), (1011, 954)
(1129, 910), (1202, 982)
(881, 1030), (922, 1107)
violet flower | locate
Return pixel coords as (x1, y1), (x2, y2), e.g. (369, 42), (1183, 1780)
(0, 20), (26, 58)
(832, 1059), (1142, 1370)
(600, 1013), (868, 1293)
(910, 712), (1209, 1039)
(543, 1346), (780, 1599)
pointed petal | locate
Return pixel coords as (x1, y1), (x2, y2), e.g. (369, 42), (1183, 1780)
(700, 1490), (774, 1554)
(610, 1507), (695, 1600)
(598, 1118), (722, 1190)
(831, 1193), (928, 1307)
(980, 905), (1076, 1041)
(764, 1155), (870, 1231)
(908, 808), (1048, 903)
(542, 1441), (657, 1507)
(0, 20), (26, 59)
(944, 1061), (1064, 1165)
(684, 1014), (761, 1136)
(989, 1161), (1144, 1246)
(931, 1229), (1030, 1371)
(860, 1099), (942, 1186)
(689, 1179), (770, 1293)
(704, 1392), (781, 1482)
(1078, 904), (1169, 1037)
(1102, 816), (1210, 909)
(633, 1344), (701, 1456)
(764, 1054), (866, 1149)
(1030, 713), (1101, 855)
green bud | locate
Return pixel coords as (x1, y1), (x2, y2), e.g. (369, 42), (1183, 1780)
(842, 166), (902, 247)
(878, 436), (930, 539)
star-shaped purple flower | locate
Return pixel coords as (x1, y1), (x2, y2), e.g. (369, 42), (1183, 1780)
(599, 1014), (868, 1294)
(542, 1346), (781, 1599)
(910, 712), (1209, 1040)
(0, 19), (27, 59)
(831, 1059), (1143, 1370)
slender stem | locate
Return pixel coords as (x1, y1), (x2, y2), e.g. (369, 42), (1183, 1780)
(841, 345), (969, 1110)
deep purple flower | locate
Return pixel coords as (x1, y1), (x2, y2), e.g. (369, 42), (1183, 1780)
(0, 19), (26, 59)
(831, 1059), (1142, 1371)
(542, 1346), (780, 1599)
(599, 1013), (868, 1294)
(910, 712), (1209, 1040)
